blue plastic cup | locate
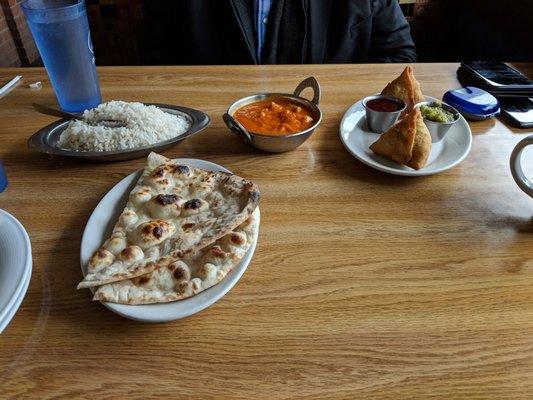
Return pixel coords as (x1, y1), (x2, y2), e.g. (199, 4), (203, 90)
(22, 0), (101, 113)
(0, 162), (7, 193)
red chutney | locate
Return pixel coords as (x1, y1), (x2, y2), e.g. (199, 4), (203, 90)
(366, 98), (404, 112)
(233, 98), (314, 135)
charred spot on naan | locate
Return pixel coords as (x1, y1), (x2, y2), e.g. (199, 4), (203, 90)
(171, 164), (190, 175)
(167, 260), (191, 282)
(146, 194), (182, 219)
(136, 275), (151, 285)
(131, 260), (157, 275)
(152, 178), (171, 191)
(181, 198), (208, 216)
(89, 249), (114, 270)
(229, 232), (246, 246)
(118, 245), (144, 263)
(155, 194), (179, 206)
(210, 246), (227, 258)
(152, 166), (166, 178)
(248, 190), (260, 203)
(133, 219), (176, 249)
(201, 245), (232, 265)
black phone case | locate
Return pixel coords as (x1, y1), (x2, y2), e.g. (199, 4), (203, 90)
(457, 65), (533, 97)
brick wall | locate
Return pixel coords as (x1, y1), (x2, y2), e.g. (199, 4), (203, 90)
(0, 0), (40, 67)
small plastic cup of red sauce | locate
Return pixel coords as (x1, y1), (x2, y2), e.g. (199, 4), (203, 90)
(362, 95), (406, 133)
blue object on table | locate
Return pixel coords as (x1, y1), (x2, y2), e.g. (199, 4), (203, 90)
(22, 0), (101, 113)
(443, 87), (500, 121)
(0, 162), (7, 193)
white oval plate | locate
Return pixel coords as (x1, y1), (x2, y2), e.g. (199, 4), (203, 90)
(80, 159), (260, 322)
(0, 262), (31, 334)
(0, 209), (32, 334)
(339, 96), (472, 176)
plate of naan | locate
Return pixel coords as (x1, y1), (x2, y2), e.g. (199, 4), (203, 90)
(79, 152), (260, 322)
(340, 67), (472, 176)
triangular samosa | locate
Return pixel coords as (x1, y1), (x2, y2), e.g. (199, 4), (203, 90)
(370, 108), (432, 170)
(369, 109), (418, 165)
(381, 66), (425, 113)
(407, 112), (432, 170)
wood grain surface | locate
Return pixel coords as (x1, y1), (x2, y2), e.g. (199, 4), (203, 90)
(0, 64), (532, 399)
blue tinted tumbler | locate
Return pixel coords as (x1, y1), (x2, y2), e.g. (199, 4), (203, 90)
(22, 0), (101, 113)
(0, 162), (7, 193)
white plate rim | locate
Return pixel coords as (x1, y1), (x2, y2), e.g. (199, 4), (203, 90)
(0, 259), (31, 334)
(0, 209), (32, 325)
(339, 95), (473, 176)
(79, 158), (260, 322)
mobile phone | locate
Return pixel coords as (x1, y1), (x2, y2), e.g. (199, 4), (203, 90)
(498, 97), (533, 128)
(458, 61), (533, 97)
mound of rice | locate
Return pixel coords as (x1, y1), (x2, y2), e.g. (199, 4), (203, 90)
(58, 101), (191, 152)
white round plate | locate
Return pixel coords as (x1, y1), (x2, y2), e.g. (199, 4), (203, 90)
(0, 209), (32, 334)
(0, 262), (31, 334)
(339, 96), (472, 176)
(80, 159), (260, 323)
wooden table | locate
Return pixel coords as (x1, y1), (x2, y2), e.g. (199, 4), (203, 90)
(1, 64), (532, 399)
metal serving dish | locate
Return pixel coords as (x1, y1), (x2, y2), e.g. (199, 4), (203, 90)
(27, 103), (210, 162)
(416, 100), (460, 143)
(362, 94), (406, 133)
(223, 77), (322, 153)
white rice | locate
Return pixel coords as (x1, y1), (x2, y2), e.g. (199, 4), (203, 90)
(58, 101), (191, 152)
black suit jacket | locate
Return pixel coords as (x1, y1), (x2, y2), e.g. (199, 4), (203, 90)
(141, 0), (416, 64)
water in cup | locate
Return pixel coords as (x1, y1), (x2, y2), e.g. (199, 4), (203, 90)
(22, 0), (101, 113)
(0, 162), (7, 193)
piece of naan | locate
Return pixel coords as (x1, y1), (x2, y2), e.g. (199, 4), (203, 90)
(93, 208), (259, 304)
(370, 108), (431, 170)
(77, 152), (260, 289)
(381, 66), (425, 113)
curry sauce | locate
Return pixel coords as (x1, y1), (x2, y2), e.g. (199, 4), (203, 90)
(233, 98), (314, 135)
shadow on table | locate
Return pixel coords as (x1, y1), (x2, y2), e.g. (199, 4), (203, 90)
(486, 214), (533, 234)
(315, 136), (424, 188)
(44, 202), (139, 326)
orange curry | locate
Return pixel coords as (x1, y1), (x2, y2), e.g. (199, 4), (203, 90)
(233, 98), (314, 135)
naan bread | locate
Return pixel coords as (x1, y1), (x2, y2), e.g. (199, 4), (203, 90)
(370, 108), (431, 170)
(381, 66), (425, 113)
(93, 208), (259, 304)
(77, 152), (260, 289)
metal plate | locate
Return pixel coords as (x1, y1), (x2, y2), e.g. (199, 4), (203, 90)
(27, 103), (210, 162)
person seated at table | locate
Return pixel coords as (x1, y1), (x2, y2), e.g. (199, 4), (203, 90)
(141, 0), (417, 64)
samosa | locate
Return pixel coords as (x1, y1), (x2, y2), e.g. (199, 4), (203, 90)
(370, 108), (431, 170)
(381, 66), (425, 114)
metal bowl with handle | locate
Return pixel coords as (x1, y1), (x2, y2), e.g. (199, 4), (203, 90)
(223, 77), (322, 153)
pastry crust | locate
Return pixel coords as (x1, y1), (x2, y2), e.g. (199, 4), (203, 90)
(370, 108), (431, 170)
(407, 112), (432, 170)
(381, 66), (425, 114)
(370, 109), (418, 165)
